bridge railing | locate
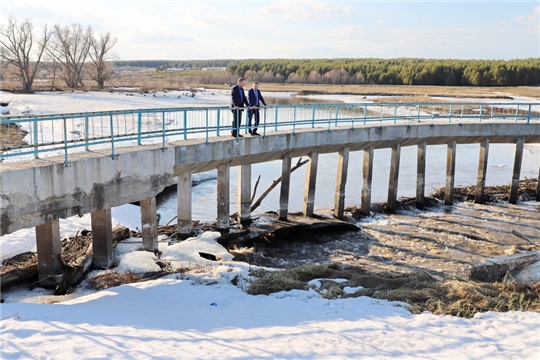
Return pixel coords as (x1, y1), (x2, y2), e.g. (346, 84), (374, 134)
(1, 102), (538, 165)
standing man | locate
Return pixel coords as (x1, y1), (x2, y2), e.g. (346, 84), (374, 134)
(247, 81), (267, 136)
(230, 78), (250, 137)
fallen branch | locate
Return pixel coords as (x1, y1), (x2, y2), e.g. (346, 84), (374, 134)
(250, 157), (308, 212)
(512, 230), (540, 247)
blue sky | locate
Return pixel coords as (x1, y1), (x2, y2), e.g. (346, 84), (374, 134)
(2, 1), (538, 60)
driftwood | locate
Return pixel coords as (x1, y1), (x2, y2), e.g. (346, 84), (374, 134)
(0, 252), (38, 289)
(1, 225), (131, 292)
(230, 157), (309, 221)
(54, 224), (130, 295)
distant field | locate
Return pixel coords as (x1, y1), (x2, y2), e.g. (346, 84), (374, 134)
(192, 83), (540, 99)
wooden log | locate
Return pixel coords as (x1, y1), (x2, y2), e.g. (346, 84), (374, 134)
(55, 224), (130, 295)
(0, 252), (38, 289)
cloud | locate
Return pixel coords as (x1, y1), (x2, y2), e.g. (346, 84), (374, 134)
(260, 1), (354, 19)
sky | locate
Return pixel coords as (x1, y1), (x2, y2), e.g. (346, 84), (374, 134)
(1, 1), (539, 61)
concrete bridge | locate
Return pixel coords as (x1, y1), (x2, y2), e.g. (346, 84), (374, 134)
(1, 102), (539, 285)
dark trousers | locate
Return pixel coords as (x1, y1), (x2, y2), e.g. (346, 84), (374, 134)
(231, 109), (243, 136)
(248, 109), (260, 134)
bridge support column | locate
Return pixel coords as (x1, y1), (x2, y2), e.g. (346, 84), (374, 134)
(177, 172), (193, 237)
(445, 140), (457, 206)
(510, 137), (524, 204)
(303, 150), (319, 217)
(334, 146), (349, 219)
(217, 162), (230, 229)
(475, 139), (490, 204)
(387, 144), (401, 213)
(238, 164), (252, 225)
(416, 141), (426, 209)
(279, 152), (292, 221)
(140, 197), (158, 252)
(361, 146), (374, 216)
(91, 208), (113, 268)
(35, 219), (62, 287)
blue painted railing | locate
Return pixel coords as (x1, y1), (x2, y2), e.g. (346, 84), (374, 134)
(1, 102), (538, 166)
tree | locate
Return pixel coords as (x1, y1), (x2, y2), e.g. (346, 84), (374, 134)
(0, 17), (52, 93)
(49, 24), (93, 88)
(88, 32), (117, 89)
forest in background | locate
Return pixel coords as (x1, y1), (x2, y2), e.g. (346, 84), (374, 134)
(226, 58), (540, 87)
(116, 58), (540, 87)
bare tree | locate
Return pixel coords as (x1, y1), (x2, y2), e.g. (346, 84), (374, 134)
(49, 24), (93, 88)
(88, 32), (117, 89)
(0, 17), (52, 93)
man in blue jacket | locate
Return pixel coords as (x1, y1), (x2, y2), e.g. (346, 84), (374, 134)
(247, 81), (267, 136)
(230, 78), (250, 137)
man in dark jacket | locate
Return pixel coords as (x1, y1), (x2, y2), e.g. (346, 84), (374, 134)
(247, 81), (267, 136)
(230, 78), (250, 137)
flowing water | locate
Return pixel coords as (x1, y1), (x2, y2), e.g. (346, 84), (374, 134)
(156, 96), (540, 279)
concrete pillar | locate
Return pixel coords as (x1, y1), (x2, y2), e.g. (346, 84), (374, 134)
(238, 164), (252, 225)
(334, 146), (350, 219)
(416, 141), (427, 209)
(177, 172), (192, 237)
(303, 150), (319, 217)
(475, 139), (490, 204)
(217, 162), (230, 229)
(279, 152), (292, 221)
(35, 219), (62, 287)
(509, 137), (524, 204)
(361, 146), (374, 216)
(387, 144), (401, 213)
(91, 208), (113, 268)
(445, 140), (457, 206)
(140, 197), (158, 252)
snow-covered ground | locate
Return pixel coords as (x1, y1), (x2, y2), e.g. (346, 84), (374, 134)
(1, 90), (539, 359)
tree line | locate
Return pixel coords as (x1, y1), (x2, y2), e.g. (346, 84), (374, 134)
(112, 60), (235, 71)
(1, 17), (117, 93)
(228, 58), (540, 86)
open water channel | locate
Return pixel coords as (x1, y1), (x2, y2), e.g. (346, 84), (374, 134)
(156, 94), (540, 279)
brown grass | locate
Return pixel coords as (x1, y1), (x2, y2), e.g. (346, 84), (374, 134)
(247, 263), (540, 318)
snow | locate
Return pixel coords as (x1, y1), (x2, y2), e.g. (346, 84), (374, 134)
(1, 90), (539, 359)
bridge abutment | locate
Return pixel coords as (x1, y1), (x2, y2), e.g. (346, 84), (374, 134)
(140, 197), (158, 252)
(177, 172), (193, 237)
(303, 150), (319, 217)
(334, 146), (349, 219)
(510, 138), (524, 204)
(91, 208), (113, 268)
(445, 140), (457, 205)
(35, 219), (62, 287)
(279, 152), (292, 221)
(217, 162), (230, 230)
(475, 139), (490, 204)
(416, 142), (427, 209)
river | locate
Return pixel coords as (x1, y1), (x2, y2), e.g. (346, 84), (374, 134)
(155, 94), (540, 279)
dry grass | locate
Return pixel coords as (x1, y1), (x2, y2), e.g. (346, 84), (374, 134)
(247, 263), (540, 318)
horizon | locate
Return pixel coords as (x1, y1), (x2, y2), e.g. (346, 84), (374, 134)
(2, 1), (539, 61)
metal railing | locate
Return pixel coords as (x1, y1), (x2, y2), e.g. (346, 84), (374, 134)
(1, 102), (538, 166)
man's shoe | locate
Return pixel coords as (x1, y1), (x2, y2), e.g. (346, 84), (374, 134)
(252, 132), (261, 136)
(238, 134), (243, 137)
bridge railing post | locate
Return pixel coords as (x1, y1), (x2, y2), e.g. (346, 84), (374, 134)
(527, 104), (532, 124)
(262, 107), (267, 137)
(33, 117), (39, 159)
(62, 117), (69, 166)
(109, 114), (115, 159)
(162, 111), (166, 150)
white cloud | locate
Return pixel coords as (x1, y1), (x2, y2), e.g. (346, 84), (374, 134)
(260, 1), (354, 19)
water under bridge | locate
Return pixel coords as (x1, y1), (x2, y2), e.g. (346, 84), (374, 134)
(1, 101), (539, 285)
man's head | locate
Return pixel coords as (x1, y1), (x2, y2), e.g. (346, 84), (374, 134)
(252, 81), (259, 90)
(237, 78), (245, 87)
